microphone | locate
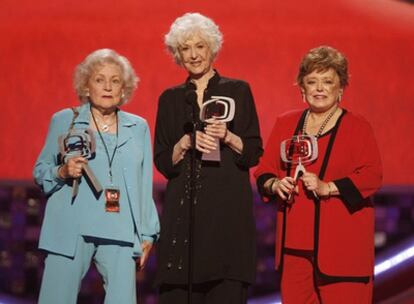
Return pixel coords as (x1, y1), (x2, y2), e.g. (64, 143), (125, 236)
(183, 121), (195, 134)
(184, 90), (199, 134)
(185, 90), (197, 107)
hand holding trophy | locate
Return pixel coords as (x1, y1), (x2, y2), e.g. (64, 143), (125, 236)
(199, 96), (235, 162)
(280, 134), (318, 201)
(58, 128), (103, 198)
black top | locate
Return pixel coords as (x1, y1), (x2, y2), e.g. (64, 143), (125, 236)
(154, 71), (263, 285)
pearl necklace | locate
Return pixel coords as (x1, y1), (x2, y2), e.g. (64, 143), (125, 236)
(302, 107), (338, 138)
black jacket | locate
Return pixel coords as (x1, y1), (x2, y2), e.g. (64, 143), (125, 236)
(154, 71), (263, 285)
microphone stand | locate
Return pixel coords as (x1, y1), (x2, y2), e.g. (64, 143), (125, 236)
(186, 91), (198, 304)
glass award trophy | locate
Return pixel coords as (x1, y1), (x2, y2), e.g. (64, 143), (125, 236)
(280, 134), (318, 200)
(199, 96), (235, 162)
(58, 128), (103, 198)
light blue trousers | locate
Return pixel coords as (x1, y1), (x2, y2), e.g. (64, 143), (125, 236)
(38, 236), (137, 304)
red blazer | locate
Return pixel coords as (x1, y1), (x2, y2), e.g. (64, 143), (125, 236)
(255, 109), (382, 282)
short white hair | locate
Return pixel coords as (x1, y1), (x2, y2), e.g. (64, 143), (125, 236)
(73, 49), (139, 105)
(164, 13), (223, 65)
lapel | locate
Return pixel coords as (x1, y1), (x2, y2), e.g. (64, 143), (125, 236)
(72, 103), (91, 127)
(116, 110), (136, 148)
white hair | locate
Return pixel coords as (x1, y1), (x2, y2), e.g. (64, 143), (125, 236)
(164, 13), (223, 65)
(73, 49), (139, 105)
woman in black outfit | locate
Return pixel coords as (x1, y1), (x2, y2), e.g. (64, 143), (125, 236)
(154, 12), (263, 304)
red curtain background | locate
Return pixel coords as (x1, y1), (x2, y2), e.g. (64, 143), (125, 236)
(1, 0), (413, 185)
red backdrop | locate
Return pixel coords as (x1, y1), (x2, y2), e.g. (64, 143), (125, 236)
(1, 0), (413, 185)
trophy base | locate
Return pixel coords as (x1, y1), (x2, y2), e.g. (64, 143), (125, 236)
(202, 138), (221, 162)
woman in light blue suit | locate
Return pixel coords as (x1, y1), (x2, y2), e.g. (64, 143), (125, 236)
(34, 48), (160, 304)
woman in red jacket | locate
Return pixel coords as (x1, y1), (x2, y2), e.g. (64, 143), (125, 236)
(255, 46), (382, 303)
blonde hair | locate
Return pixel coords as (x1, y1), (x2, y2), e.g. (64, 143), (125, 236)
(73, 49), (139, 104)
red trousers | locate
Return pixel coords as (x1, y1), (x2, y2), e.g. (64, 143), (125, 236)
(281, 253), (372, 304)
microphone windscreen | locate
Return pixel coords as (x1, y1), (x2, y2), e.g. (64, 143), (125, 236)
(185, 90), (197, 105)
(183, 121), (194, 134)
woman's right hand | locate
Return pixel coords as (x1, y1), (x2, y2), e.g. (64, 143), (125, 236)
(172, 131), (218, 164)
(58, 156), (88, 179)
(172, 134), (191, 165)
(271, 176), (298, 201)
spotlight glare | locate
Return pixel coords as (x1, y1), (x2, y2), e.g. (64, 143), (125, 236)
(375, 245), (414, 275)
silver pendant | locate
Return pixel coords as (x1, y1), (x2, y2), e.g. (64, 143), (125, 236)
(102, 124), (109, 132)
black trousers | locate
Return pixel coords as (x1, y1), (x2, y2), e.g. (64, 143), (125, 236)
(159, 279), (249, 304)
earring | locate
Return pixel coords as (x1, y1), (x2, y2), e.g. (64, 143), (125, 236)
(302, 94), (306, 103)
(121, 91), (125, 99)
(85, 89), (90, 97)
(338, 94), (342, 102)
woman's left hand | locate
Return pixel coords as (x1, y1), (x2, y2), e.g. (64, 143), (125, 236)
(138, 241), (153, 271)
(204, 118), (227, 140)
(301, 172), (330, 197)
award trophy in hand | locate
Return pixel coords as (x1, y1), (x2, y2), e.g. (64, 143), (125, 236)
(280, 135), (318, 201)
(58, 128), (103, 198)
(199, 96), (235, 162)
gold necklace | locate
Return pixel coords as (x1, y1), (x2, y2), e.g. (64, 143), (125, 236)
(302, 107), (338, 138)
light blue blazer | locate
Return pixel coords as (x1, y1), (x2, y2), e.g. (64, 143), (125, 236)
(34, 103), (159, 258)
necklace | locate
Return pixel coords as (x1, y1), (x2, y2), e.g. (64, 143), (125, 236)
(97, 118), (116, 132)
(91, 113), (117, 132)
(90, 109), (119, 183)
(302, 107), (338, 138)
